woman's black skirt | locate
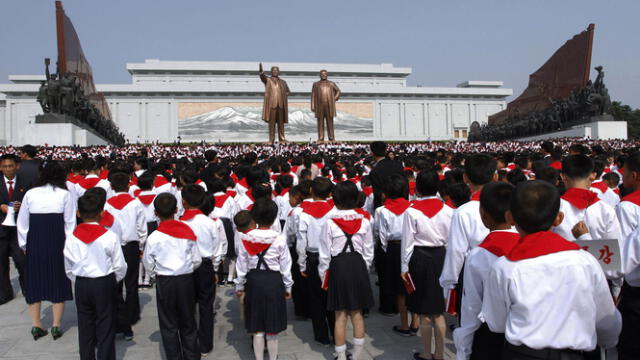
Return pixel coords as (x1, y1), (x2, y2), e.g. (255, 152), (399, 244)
(383, 241), (404, 296)
(406, 246), (445, 315)
(244, 269), (287, 334)
(327, 251), (374, 311)
(25, 213), (73, 304)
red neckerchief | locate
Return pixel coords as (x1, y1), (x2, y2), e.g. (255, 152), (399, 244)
(156, 220), (196, 241)
(107, 193), (135, 210)
(99, 169), (109, 180)
(279, 188), (290, 197)
(246, 189), (254, 202)
(354, 208), (372, 220)
(226, 189), (237, 197)
(507, 163), (516, 171)
(550, 161), (562, 170)
(561, 188), (600, 209)
(619, 168), (625, 175)
(180, 209), (203, 221)
(238, 178), (248, 189)
(230, 173), (239, 184)
(195, 179), (203, 185)
(362, 186), (373, 197)
(137, 194), (155, 206)
(506, 231), (579, 261)
(479, 231), (521, 257)
(403, 167), (413, 172)
(622, 189), (640, 207)
(411, 198), (444, 218)
(291, 165), (299, 173)
(130, 176), (138, 186)
(438, 173), (445, 181)
(73, 223), (107, 244)
(99, 210), (115, 228)
(246, 204), (254, 211)
(408, 181), (416, 196)
(133, 189), (142, 197)
(271, 173), (280, 181)
(301, 200), (333, 218)
(214, 194), (230, 208)
(315, 162), (324, 169)
(332, 217), (363, 235)
(67, 174), (83, 184)
(603, 168), (611, 174)
(242, 229), (272, 256)
(348, 178), (359, 184)
(384, 198), (410, 216)
(154, 175), (169, 188)
(614, 188), (620, 195)
(445, 199), (456, 209)
(591, 181), (609, 193)
(471, 190), (482, 201)
(79, 176), (101, 190)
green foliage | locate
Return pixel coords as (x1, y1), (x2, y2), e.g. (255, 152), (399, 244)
(609, 101), (640, 139)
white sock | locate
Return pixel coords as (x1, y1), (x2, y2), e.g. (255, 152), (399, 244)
(335, 344), (347, 360)
(266, 334), (278, 360)
(353, 337), (365, 360)
(227, 259), (236, 282)
(253, 333), (265, 360)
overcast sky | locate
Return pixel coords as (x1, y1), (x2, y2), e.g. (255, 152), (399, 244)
(1, 0), (638, 108)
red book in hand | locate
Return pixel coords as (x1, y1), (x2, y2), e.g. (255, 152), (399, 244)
(322, 271), (329, 290)
(446, 289), (458, 315)
(403, 273), (416, 294)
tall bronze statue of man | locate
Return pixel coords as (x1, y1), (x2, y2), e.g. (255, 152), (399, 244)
(311, 70), (341, 143)
(259, 63), (289, 143)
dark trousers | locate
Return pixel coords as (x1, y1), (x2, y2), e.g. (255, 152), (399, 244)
(502, 342), (585, 360)
(0, 231), (25, 303)
(75, 274), (117, 360)
(375, 241), (396, 314)
(290, 246), (309, 318)
(156, 274), (200, 360)
(194, 258), (215, 354)
(117, 242), (140, 331)
(470, 323), (504, 360)
(268, 107), (286, 143)
(306, 252), (334, 343)
(618, 281), (640, 359)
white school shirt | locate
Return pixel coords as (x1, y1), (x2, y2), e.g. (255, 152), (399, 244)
(234, 229), (293, 293)
(296, 200), (335, 272)
(318, 209), (374, 280)
(104, 193), (148, 246)
(136, 190), (158, 224)
(401, 197), (453, 273)
(621, 224), (640, 287)
(552, 192), (621, 242)
(63, 224), (127, 282)
(180, 211), (227, 270)
(75, 174), (112, 198)
(482, 244), (622, 351)
(439, 196), (489, 290)
(235, 193), (254, 211)
(142, 222), (201, 276)
(17, 184), (76, 250)
(277, 192), (292, 222)
(373, 203), (408, 252)
(453, 229), (519, 360)
(284, 205), (303, 247)
(616, 190), (640, 241)
(211, 192), (237, 220)
(590, 183), (620, 208)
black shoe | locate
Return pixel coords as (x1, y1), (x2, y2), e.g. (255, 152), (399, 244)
(51, 326), (63, 340)
(123, 330), (134, 341)
(392, 325), (413, 337)
(413, 352), (432, 360)
(31, 327), (48, 341)
(409, 326), (419, 335)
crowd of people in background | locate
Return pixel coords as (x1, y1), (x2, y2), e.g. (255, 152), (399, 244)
(0, 138), (638, 360)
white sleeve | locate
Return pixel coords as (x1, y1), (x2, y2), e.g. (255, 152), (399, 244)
(440, 210), (468, 289)
(617, 202), (637, 241)
(453, 254), (486, 360)
(318, 222), (331, 281)
(212, 220), (227, 270)
(17, 192), (30, 250)
(235, 245), (249, 291)
(136, 203), (148, 247)
(279, 238), (293, 293)
(63, 191), (77, 242)
(624, 226), (640, 286)
(142, 239), (157, 276)
(588, 255), (622, 349)
(112, 237), (128, 282)
(191, 241), (202, 270)
(296, 215), (309, 272)
(481, 262), (509, 334)
(362, 221), (375, 269)
(63, 237), (77, 282)
(401, 211), (416, 274)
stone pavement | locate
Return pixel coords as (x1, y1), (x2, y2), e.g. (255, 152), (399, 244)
(0, 271), (457, 359)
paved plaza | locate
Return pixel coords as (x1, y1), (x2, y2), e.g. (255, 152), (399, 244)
(0, 269), (456, 360)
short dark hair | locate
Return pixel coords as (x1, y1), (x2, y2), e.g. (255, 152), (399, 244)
(204, 150), (218, 162)
(154, 193), (178, 219)
(20, 144), (37, 158)
(234, 210), (253, 230)
(511, 180), (560, 234)
(298, 180), (313, 198)
(251, 182), (273, 201)
(541, 141), (554, 154)
(0, 154), (18, 163)
(276, 174), (294, 189)
(208, 179), (226, 194)
(416, 170), (439, 197)
(562, 155), (594, 179)
(506, 169), (527, 187)
(464, 154), (497, 185)
(603, 172), (620, 184)
(625, 152), (640, 173)
(137, 172), (154, 191)
(250, 198), (278, 227)
(311, 177), (333, 199)
(182, 184), (206, 208)
(384, 175), (408, 199)
(77, 193), (103, 219)
(536, 167), (559, 185)
(85, 187), (107, 207)
(109, 172), (130, 193)
(448, 183), (471, 208)
(370, 141), (387, 157)
(480, 182), (514, 224)
(332, 181), (359, 209)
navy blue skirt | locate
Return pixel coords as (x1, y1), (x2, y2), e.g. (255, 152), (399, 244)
(25, 213), (73, 304)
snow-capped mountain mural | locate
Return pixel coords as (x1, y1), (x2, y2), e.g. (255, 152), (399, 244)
(178, 105), (373, 142)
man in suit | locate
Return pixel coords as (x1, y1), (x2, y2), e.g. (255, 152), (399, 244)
(16, 144), (39, 189)
(199, 150), (221, 184)
(0, 154), (28, 304)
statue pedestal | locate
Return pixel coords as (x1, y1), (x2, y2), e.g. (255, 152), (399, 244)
(33, 114), (109, 146)
(517, 117), (627, 141)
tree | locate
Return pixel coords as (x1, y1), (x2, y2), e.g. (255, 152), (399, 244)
(609, 101), (640, 139)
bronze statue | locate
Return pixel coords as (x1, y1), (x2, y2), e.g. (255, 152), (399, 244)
(311, 70), (341, 143)
(259, 63), (289, 143)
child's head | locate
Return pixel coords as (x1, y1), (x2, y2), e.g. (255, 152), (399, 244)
(506, 169), (527, 187)
(85, 187), (107, 208)
(208, 179), (226, 194)
(464, 154), (497, 186)
(561, 155), (594, 182)
(508, 180), (562, 235)
(311, 177), (333, 200)
(623, 152), (640, 191)
(154, 193), (178, 220)
(181, 184), (206, 209)
(383, 175), (408, 200)
(137, 172), (154, 191)
(289, 185), (302, 207)
(415, 170), (439, 197)
(251, 182), (273, 201)
(536, 167), (560, 187)
(109, 172), (130, 193)
(250, 198), (279, 228)
(77, 193), (104, 222)
(602, 172), (620, 188)
(332, 181), (359, 210)
(448, 183), (471, 208)
(480, 182), (515, 230)
(233, 210), (254, 233)
(275, 174), (293, 194)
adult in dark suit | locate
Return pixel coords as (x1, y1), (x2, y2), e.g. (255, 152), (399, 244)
(199, 150), (221, 184)
(0, 154), (28, 304)
(541, 141), (554, 167)
(16, 145), (39, 189)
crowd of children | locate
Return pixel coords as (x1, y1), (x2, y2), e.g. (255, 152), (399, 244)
(2, 139), (640, 359)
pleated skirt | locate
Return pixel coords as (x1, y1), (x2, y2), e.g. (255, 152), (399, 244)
(25, 213), (73, 304)
(244, 269), (287, 334)
(406, 246), (445, 315)
(327, 252), (374, 311)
